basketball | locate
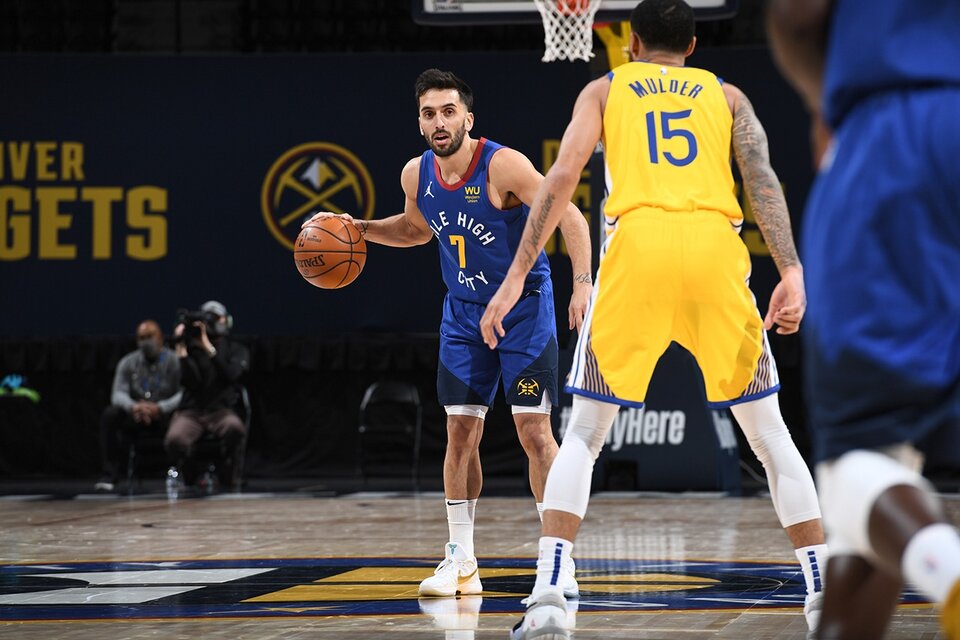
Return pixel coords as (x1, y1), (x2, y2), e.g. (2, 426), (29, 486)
(294, 217), (367, 289)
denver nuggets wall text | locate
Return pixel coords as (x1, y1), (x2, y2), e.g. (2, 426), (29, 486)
(0, 141), (168, 261)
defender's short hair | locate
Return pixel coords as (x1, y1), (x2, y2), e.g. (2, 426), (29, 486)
(630, 0), (695, 54)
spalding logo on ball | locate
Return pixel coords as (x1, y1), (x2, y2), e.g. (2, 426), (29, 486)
(294, 217), (367, 289)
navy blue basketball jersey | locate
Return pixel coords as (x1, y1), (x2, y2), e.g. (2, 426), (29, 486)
(416, 138), (551, 304)
(823, 0), (960, 128)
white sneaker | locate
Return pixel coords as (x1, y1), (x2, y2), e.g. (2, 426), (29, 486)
(804, 590), (823, 638)
(522, 556), (579, 604)
(510, 589), (570, 640)
(419, 542), (483, 597)
(560, 556), (578, 599)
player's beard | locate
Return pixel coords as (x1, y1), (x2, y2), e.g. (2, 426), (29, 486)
(426, 123), (466, 157)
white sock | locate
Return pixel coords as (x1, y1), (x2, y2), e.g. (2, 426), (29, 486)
(902, 523), (960, 603)
(446, 499), (474, 557)
(533, 536), (573, 595)
(536, 502), (545, 522)
(795, 544), (828, 595)
(467, 498), (478, 522)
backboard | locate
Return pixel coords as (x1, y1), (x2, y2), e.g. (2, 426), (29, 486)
(412, 0), (738, 25)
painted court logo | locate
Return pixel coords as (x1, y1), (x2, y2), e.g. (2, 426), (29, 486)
(2, 557), (914, 622)
(261, 142), (375, 251)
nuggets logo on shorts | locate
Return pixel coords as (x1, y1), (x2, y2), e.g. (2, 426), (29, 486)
(261, 141), (375, 251)
(517, 378), (540, 397)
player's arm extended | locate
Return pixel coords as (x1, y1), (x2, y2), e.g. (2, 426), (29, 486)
(489, 149), (593, 330)
(480, 77), (606, 347)
(301, 158), (433, 248)
(557, 203), (592, 331)
(726, 82), (805, 334)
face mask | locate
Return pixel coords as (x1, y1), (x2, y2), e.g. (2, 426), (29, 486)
(138, 339), (161, 360)
(212, 318), (229, 336)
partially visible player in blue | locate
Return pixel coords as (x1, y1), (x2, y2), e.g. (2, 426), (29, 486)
(769, 1), (960, 638)
(304, 68), (591, 598)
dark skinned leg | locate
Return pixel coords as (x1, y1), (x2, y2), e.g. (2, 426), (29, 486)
(816, 555), (902, 640)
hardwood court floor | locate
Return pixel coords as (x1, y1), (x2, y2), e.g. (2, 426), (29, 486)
(0, 491), (954, 639)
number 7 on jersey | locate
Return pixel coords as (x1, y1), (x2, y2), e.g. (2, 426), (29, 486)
(449, 234), (467, 268)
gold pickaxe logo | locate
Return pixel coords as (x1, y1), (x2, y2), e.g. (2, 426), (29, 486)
(261, 142), (375, 250)
(517, 378), (540, 397)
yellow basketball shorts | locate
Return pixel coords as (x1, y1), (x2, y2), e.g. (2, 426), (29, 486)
(566, 208), (779, 407)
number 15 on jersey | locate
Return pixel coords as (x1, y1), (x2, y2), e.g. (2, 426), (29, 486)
(646, 109), (698, 167)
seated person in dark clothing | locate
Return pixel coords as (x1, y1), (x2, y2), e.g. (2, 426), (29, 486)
(166, 300), (250, 490)
(96, 319), (182, 492)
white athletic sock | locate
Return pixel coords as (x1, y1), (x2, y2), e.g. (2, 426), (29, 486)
(446, 499), (474, 557)
(533, 536), (573, 596)
(795, 544), (828, 594)
(536, 502), (545, 522)
(902, 523), (960, 603)
(466, 498), (478, 522)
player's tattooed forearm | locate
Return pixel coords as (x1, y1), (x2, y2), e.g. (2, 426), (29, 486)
(574, 272), (592, 284)
(530, 193), (554, 245)
(731, 96), (800, 271)
(358, 220), (369, 236)
(521, 192), (556, 269)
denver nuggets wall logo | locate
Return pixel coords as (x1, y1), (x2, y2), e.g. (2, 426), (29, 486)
(261, 142), (375, 250)
(517, 378), (540, 397)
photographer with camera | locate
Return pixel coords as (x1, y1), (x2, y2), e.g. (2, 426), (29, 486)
(95, 319), (182, 493)
(165, 300), (250, 493)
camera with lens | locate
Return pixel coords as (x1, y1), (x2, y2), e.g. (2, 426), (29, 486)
(174, 308), (217, 344)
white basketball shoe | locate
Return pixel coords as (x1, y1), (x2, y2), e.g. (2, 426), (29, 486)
(804, 590), (824, 639)
(419, 542), (483, 597)
(560, 556), (579, 598)
(510, 588), (570, 640)
(522, 556), (579, 603)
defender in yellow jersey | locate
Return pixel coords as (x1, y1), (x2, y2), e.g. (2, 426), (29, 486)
(480, 2), (828, 639)
(584, 59), (763, 406)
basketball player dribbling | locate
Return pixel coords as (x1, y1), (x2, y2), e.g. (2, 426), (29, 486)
(769, 1), (960, 637)
(305, 68), (591, 599)
(479, 1), (828, 637)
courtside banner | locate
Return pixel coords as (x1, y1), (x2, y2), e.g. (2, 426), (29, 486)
(0, 49), (810, 337)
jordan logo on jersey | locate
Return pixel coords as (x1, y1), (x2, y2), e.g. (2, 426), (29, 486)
(424, 181), (435, 198)
(517, 378), (540, 397)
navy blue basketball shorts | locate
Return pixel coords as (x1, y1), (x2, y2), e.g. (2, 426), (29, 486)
(438, 279), (558, 409)
(802, 87), (960, 467)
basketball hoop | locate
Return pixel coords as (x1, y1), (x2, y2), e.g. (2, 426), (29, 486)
(533, 0), (603, 63)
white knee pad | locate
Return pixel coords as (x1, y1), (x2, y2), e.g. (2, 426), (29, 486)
(816, 445), (933, 560)
(564, 396), (620, 460)
(730, 394), (821, 527)
(445, 404), (488, 420)
(542, 396), (620, 518)
(512, 393), (552, 415)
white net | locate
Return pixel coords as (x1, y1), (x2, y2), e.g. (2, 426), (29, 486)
(533, 0), (603, 63)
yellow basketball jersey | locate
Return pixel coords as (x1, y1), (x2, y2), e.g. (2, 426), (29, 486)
(602, 62), (742, 222)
